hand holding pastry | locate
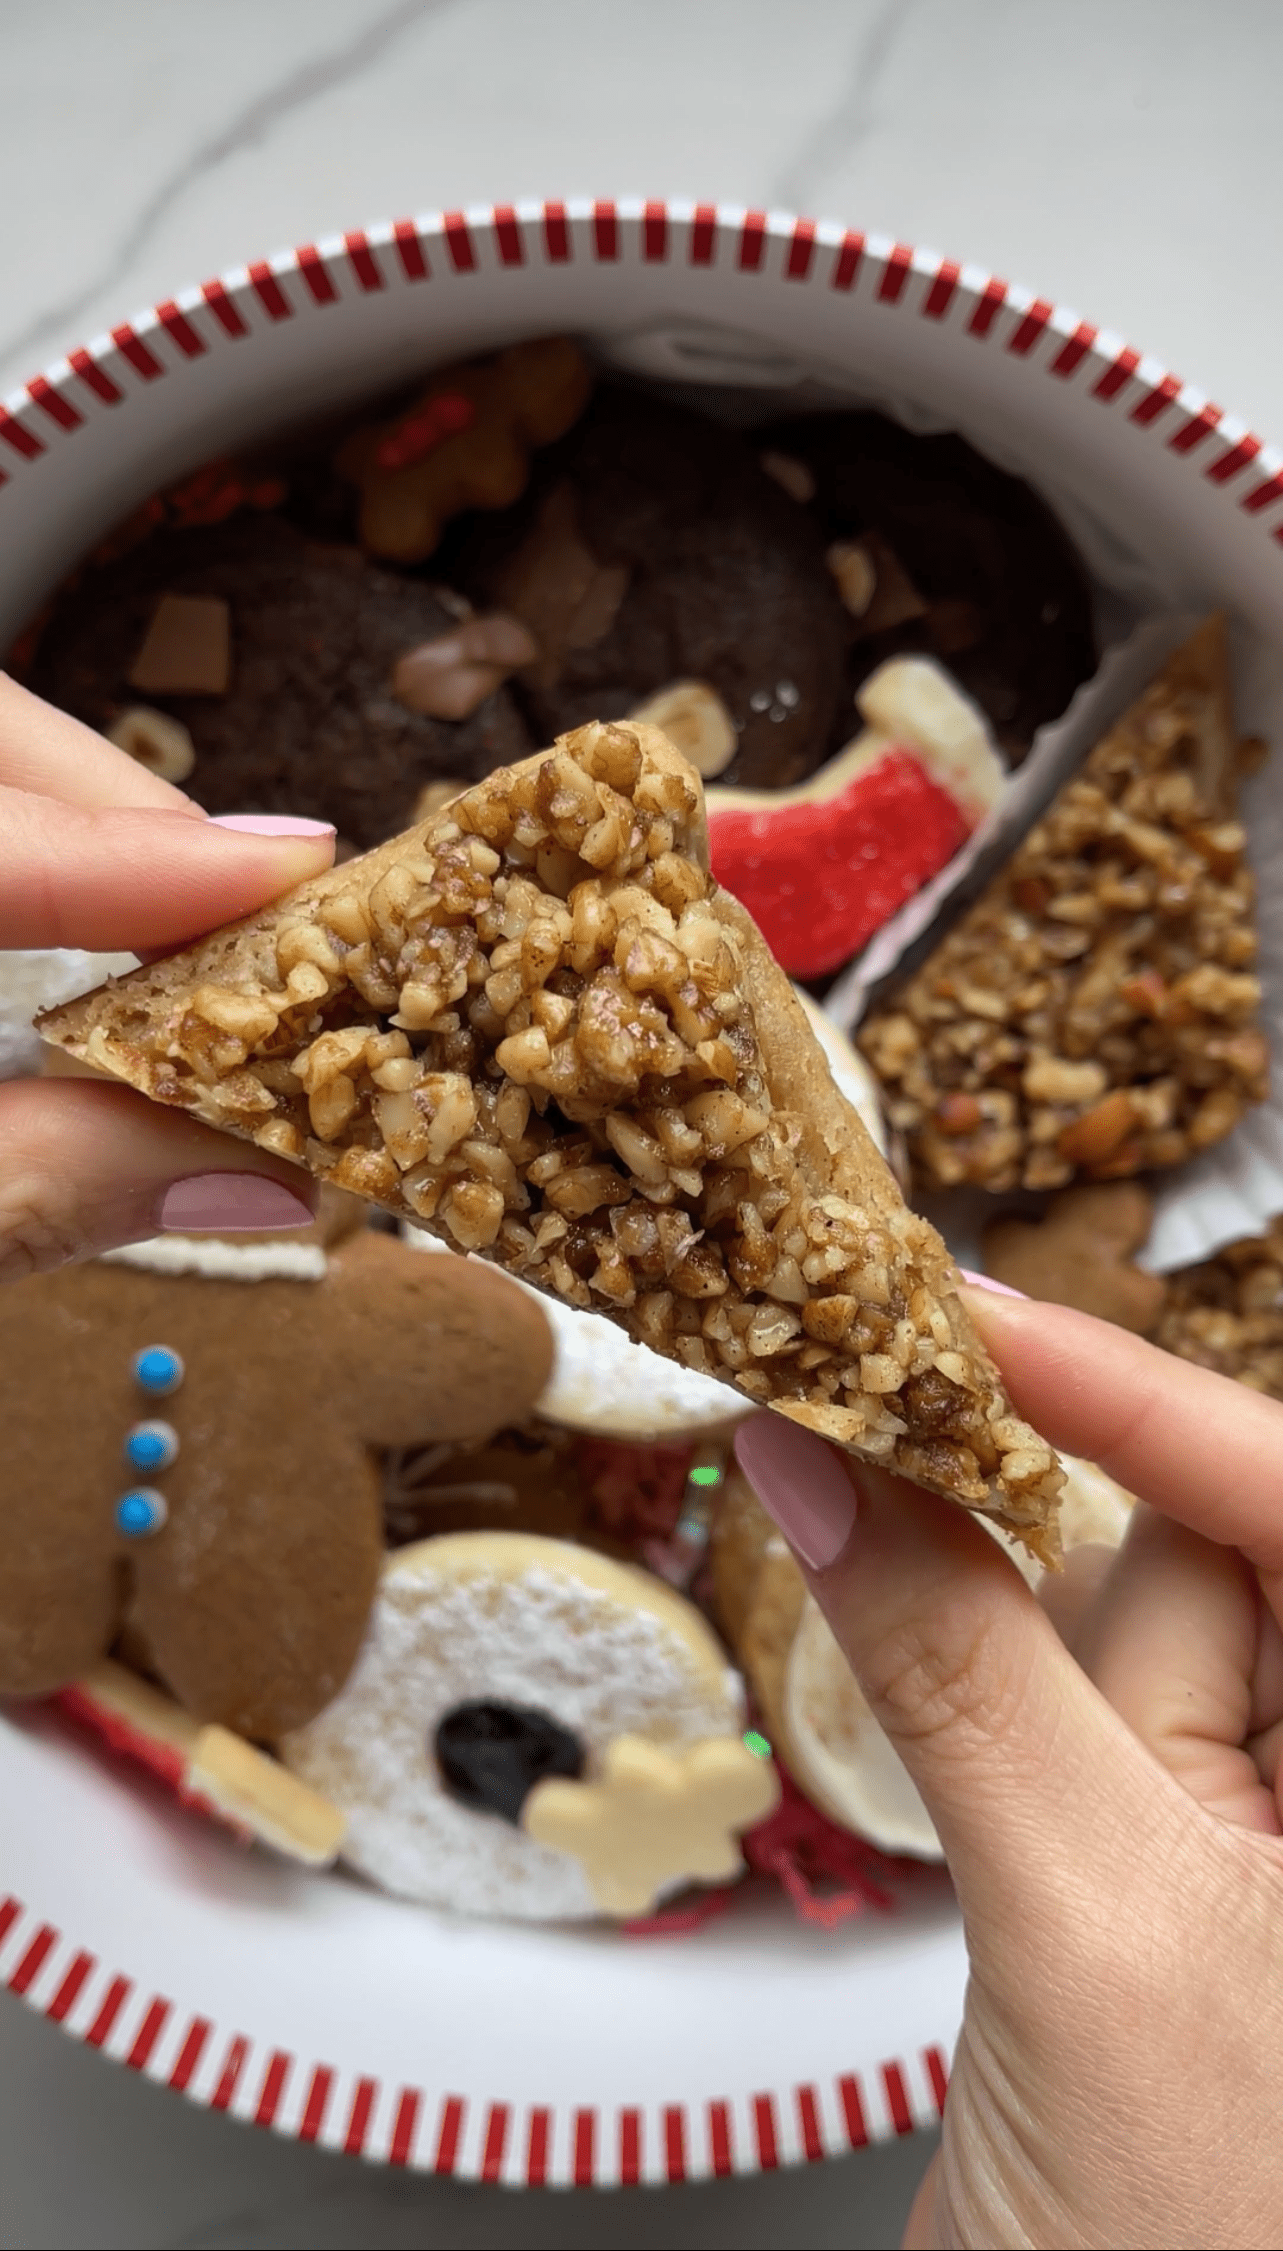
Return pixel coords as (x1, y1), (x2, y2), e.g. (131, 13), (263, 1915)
(734, 1288), (1283, 2251)
(0, 674), (337, 1279)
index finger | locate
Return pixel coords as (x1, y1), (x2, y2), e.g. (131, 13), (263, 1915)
(962, 1287), (1283, 1576)
(0, 673), (200, 813)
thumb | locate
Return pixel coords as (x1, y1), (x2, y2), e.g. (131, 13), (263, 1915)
(732, 1413), (1182, 1968)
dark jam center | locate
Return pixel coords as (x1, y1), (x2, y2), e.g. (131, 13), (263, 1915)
(434, 1700), (585, 1825)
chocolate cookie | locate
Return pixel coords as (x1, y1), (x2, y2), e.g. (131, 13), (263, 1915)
(450, 387), (848, 792)
(28, 514), (533, 849)
(758, 409), (1097, 762)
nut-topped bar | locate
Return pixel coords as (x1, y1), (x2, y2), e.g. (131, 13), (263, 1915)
(858, 619), (1268, 1192)
(42, 720), (1063, 1555)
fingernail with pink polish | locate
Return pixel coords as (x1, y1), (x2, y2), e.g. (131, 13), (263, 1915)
(959, 1268), (1026, 1299)
(158, 1174), (315, 1233)
(733, 1413), (858, 1571)
(210, 814), (336, 838)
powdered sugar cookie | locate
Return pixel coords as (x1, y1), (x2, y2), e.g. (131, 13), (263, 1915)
(280, 1531), (762, 1920)
(715, 1452), (1133, 1858)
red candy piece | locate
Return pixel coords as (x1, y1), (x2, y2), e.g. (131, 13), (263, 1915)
(708, 748), (968, 980)
(376, 391), (476, 471)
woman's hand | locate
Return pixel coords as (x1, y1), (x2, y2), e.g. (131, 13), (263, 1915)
(735, 1289), (1283, 2250)
(1, 674), (338, 1279)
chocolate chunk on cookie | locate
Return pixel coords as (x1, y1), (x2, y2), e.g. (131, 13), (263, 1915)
(28, 514), (533, 849)
(760, 408), (1097, 762)
(452, 387), (848, 791)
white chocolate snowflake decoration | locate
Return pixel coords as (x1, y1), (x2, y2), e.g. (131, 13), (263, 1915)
(521, 1732), (780, 1917)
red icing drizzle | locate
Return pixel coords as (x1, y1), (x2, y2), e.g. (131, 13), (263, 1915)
(376, 391), (476, 470)
(708, 748), (968, 979)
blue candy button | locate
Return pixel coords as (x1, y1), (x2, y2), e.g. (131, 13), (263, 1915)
(133, 1345), (184, 1396)
(124, 1420), (178, 1474)
(115, 1488), (169, 1539)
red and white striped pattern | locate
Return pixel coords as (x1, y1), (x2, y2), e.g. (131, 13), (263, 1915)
(1, 201), (1280, 541)
(0, 1889), (947, 2181)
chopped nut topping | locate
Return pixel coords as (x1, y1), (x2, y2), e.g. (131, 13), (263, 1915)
(39, 718), (1063, 1551)
(630, 680), (738, 779)
(392, 611), (538, 720)
(859, 620), (1268, 1191)
(106, 705), (196, 784)
(1156, 1216), (1283, 1400)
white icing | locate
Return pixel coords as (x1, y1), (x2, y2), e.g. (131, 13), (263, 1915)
(401, 1225), (745, 1439)
(0, 948), (137, 1080)
(99, 1236), (327, 1282)
(281, 1547), (744, 1920)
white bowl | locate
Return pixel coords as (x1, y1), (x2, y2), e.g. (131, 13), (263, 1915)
(3, 197), (1281, 2186)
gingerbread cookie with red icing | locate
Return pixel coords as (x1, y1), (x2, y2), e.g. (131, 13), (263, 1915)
(336, 337), (593, 564)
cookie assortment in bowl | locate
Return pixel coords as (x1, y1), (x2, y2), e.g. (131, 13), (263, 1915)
(6, 325), (1283, 1914)
(14, 339), (1099, 980)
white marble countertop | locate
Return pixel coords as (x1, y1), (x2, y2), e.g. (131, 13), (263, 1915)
(4, 2), (1281, 2242)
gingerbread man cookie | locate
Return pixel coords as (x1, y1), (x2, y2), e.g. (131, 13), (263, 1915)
(336, 338), (593, 563)
(0, 1225), (552, 1737)
(982, 1182), (1166, 1333)
(523, 1731), (777, 1917)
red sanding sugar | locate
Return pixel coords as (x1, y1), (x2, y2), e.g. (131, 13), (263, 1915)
(576, 1438), (695, 1541)
(53, 1688), (253, 1843)
(742, 1762), (899, 1929)
(54, 1683), (187, 1792)
(164, 460), (286, 527)
(708, 748), (968, 979)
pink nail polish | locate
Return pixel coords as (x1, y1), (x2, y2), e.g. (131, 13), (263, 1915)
(158, 1173), (315, 1233)
(210, 814), (336, 838)
(733, 1413), (858, 1571)
(959, 1268), (1026, 1299)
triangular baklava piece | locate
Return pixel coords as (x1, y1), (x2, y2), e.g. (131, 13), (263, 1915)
(859, 616), (1268, 1193)
(42, 721), (1063, 1555)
